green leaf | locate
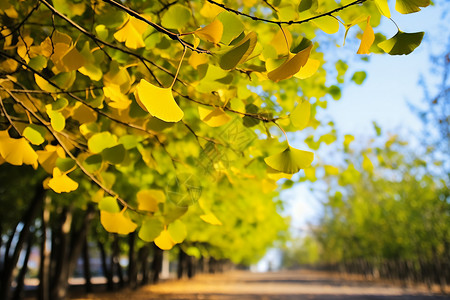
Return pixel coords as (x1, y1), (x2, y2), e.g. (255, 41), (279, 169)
(139, 218), (164, 242)
(168, 219), (187, 243)
(328, 85), (341, 100)
(219, 31), (257, 70)
(351, 71), (367, 85)
(28, 55), (47, 71)
(217, 11), (244, 45)
(55, 157), (76, 172)
(23, 124), (46, 145)
(395, 0), (429, 14)
(161, 4), (191, 30)
(88, 132), (117, 154)
(83, 154), (103, 173)
(102, 144), (125, 164)
(47, 110), (65, 132)
(98, 196), (120, 213)
(378, 31), (424, 55)
(264, 146), (314, 174)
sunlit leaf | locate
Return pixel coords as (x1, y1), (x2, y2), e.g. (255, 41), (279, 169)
(357, 17), (375, 55)
(88, 132), (117, 154)
(351, 71), (367, 85)
(198, 106), (231, 127)
(48, 167), (78, 193)
(374, 0), (391, 17)
(294, 58), (320, 79)
(98, 196), (120, 213)
(194, 19), (223, 44)
(23, 124), (46, 145)
(188, 52), (208, 69)
(324, 165), (339, 175)
(0, 131), (38, 168)
(264, 146), (314, 174)
(268, 42), (313, 82)
(217, 11), (244, 44)
(290, 100), (310, 130)
(114, 16), (148, 49)
(362, 154), (374, 172)
(135, 79), (184, 122)
(154, 229), (176, 250)
(219, 31), (257, 70)
(37, 145), (65, 173)
(378, 30), (424, 55)
(137, 189), (166, 212)
(100, 210), (137, 235)
(312, 16), (339, 34)
(395, 0), (429, 14)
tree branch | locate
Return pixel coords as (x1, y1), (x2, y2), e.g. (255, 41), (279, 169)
(206, 0), (367, 26)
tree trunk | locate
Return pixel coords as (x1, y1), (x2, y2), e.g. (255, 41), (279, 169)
(38, 196), (50, 300)
(12, 231), (34, 300)
(0, 183), (45, 300)
(127, 233), (137, 289)
(151, 244), (163, 283)
(82, 237), (92, 293)
(137, 245), (150, 285)
(97, 240), (113, 291)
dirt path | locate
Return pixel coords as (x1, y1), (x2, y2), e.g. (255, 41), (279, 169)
(73, 270), (449, 300)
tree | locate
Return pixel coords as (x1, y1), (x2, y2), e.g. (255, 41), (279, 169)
(0, 0), (430, 299)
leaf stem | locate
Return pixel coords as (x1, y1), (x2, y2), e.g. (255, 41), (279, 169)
(170, 47), (187, 89)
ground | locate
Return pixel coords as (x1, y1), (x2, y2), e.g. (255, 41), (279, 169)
(70, 269), (449, 300)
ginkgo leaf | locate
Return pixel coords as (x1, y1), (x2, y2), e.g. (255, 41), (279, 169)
(100, 210), (137, 235)
(23, 124), (46, 145)
(48, 167), (79, 193)
(0, 131), (38, 168)
(266, 165), (293, 180)
(114, 16), (148, 49)
(198, 106), (231, 127)
(200, 213), (222, 225)
(46, 109), (65, 132)
(378, 30), (424, 55)
(37, 145), (65, 173)
(135, 79), (184, 122)
(137, 189), (166, 212)
(88, 132), (117, 154)
(374, 0), (391, 17)
(98, 196), (120, 213)
(139, 218), (164, 242)
(343, 15), (367, 46)
(395, 0), (429, 14)
(188, 52), (208, 69)
(311, 16), (339, 34)
(357, 17), (375, 55)
(324, 165), (339, 175)
(168, 220), (187, 243)
(264, 146), (314, 174)
(290, 100), (311, 130)
(194, 19), (223, 44)
(219, 31), (257, 70)
(268, 43), (313, 82)
(154, 229), (176, 250)
(217, 11), (244, 45)
(362, 154), (374, 172)
(102, 144), (125, 164)
(294, 58), (320, 79)
(103, 85), (132, 110)
(161, 4), (191, 30)
(271, 29), (292, 56)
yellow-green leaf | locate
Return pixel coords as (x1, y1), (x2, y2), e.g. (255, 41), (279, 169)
(264, 146), (314, 174)
(311, 16), (339, 34)
(135, 79), (184, 122)
(88, 132), (117, 154)
(395, 0), (429, 14)
(290, 100), (310, 130)
(362, 154), (374, 172)
(168, 220), (187, 243)
(219, 31), (257, 70)
(194, 19), (223, 44)
(294, 58), (320, 79)
(100, 210), (138, 235)
(114, 16), (148, 49)
(378, 30), (424, 55)
(161, 4), (191, 30)
(139, 218), (164, 242)
(357, 17), (375, 55)
(374, 0), (391, 17)
(23, 124), (46, 145)
(48, 167), (79, 193)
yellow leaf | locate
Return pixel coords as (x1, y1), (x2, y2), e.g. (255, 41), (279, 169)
(103, 85), (131, 110)
(294, 58), (320, 79)
(71, 102), (97, 124)
(343, 15), (368, 46)
(268, 44), (313, 82)
(154, 229), (176, 250)
(194, 19), (223, 44)
(362, 154), (374, 172)
(290, 100), (311, 130)
(357, 17), (375, 55)
(198, 106), (231, 127)
(100, 210), (138, 235)
(114, 16), (148, 49)
(137, 189), (166, 212)
(374, 0), (391, 17)
(200, 1), (224, 19)
(48, 167), (79, 193)
(37, 145), (66, 173)
(270, 29), (292, 56)
(135, 79), (184, 122)
(265, 146), (314, 174)
(311, 16), (339, 34)
(34, 74), (58, 93)
(395, 0), (429, 14)
(0, 131), (38, 169)
(188, 52), (208, 69)
(200, 213), (222, 225)
(324, 165), (339, 175)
